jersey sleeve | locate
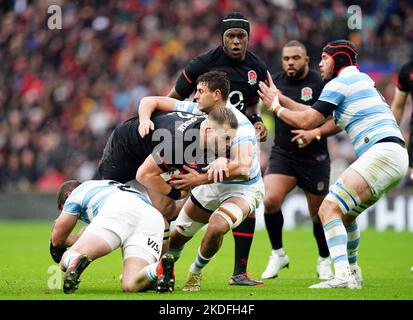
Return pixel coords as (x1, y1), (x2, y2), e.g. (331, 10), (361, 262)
(174, 57), (208, 99)
(173, 101), (202, 115)
(62, 193), (81, 217)
(397, 64), (411, 93)
(317, 79), (347, 106)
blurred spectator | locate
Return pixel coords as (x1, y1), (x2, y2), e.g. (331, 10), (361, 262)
(0, 0), (412, 191)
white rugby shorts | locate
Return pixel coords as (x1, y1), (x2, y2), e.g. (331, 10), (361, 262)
(89, 191), (164, 262)
(191, 177), (265, 214)
(350, 142), (409, 199)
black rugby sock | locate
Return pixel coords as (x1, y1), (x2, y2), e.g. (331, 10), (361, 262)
(313, 221), (330, 258)
(264, 210), (284, 250)
(232, 217), (255, 275)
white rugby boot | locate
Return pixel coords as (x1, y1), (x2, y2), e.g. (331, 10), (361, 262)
(350, 264), (363, 289)
(309, 273), (358, 289)
(261, 251), (289, 279)
(316, 256), (334, 280)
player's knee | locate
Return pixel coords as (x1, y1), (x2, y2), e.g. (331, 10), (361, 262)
(174, 208), (205, 238)
(211, 202), (244, 231)
(206, 215), (230, 237)
(263, 193), (282, 213)
(318, 200), (340, 223)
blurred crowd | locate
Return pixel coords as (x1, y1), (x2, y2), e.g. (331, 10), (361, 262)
(0, 0), (413, 192)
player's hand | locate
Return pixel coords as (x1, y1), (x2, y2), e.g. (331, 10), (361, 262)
(138, 119), (154, 138)
(254, 122), (267, 142)
(49, 240), (67, 263)
(202, 157), (229, 183)
(291, 129), (318, 148)
(170, 165), (205, 189)
(258, 71), (280, 110)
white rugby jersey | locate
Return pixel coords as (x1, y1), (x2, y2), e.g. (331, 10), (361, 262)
(318, 66), (404, 157)
(173, 101), (261, 184)
(62, 180), (150, 224)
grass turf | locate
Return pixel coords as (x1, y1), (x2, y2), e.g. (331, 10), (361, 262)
(0, 221), (412, 300)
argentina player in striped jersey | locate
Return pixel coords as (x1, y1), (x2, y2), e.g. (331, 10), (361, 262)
(138, 71), (264, 290)
(258, 40), (408, 289)
(50, 179), (175, 293)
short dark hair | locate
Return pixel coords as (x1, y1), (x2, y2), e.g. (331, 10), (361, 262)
(57, 180), (81, 210)
(196, 71), (230, 101)
(283, 40), (307, 54)
(208, 107), (238, 130)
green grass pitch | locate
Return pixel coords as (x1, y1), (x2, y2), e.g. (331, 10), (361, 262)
(0, 221), (412, 300)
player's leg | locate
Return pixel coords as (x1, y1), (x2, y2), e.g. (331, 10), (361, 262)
(231, 212), (255, 279)
(312, 142), (408, 289)
(61, 225), (121, 294)
(121, 201), (174, 293)
(183, 197), (251, 291)
(261, 173), (296, 279)
(305, 191), (333, 280)
(168, 196), (209, 263)
(295, 158), (332, 279)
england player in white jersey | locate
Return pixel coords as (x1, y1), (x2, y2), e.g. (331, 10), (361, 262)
(50, 179), (175, 293)
(138, 71), (264, 290)
(258, 40), (408, 289)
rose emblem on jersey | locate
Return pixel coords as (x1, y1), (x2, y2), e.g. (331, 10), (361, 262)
(247, 70), (257, 85)
(301, 87), (313, 102)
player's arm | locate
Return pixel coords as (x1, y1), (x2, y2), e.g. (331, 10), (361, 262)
(138, 96), (179, 137)
(51, 212), (79, 248)
(168, 57), (206, 100)
(169, 144), (252, 188)
(391, 88), (409, 125)
(136, 154), (188, 200)
(245, 98), (267, 142)
(291, 119), (342, 148)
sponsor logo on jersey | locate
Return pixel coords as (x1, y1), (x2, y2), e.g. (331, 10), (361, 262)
(301, 87), (313, 102)
(409, 72), (413, 81)
(247, 70), (257, 85)
(317, 181), (325, 191)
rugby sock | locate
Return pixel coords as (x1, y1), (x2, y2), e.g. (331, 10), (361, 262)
(323, 219), (352, 280)
(346, 222), (360, 267)
(189, 247), (214, 274)
(63, 251), (81, 270)
(313, 221), (330, 258)
(145, 262), (159, 282)
(168, 245), (185, 262)
(232, 216), (255, 275)
(264, 210), (284, 250)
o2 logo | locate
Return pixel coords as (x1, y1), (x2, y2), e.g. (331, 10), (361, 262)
(227, 90), (245, 111)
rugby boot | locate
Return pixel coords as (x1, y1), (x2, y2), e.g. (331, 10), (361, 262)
(155, 253), (175, 293)
(63, 254), (92, 294)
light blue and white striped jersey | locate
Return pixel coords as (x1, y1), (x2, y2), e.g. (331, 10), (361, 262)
(318, 66), (404, 158)
(173, 101), (261, 184)
(62, 180), (151, 224)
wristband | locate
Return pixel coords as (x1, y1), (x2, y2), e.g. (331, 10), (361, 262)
(167, 187), (181, 200)
(248, 113), (263, 125)
(276, 106), (285, 118)
(271, 96), (280, 111)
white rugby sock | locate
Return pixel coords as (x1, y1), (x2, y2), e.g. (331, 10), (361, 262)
(346, 222), (360, 267)
(323, 219), (352, 280)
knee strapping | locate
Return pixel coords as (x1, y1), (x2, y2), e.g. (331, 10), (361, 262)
(174, 208), (205, 238)
(213, 202), (244, 230)
(325, 179), (362, 216)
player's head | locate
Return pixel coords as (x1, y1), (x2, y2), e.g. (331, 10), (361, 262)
(194, 71), (230, 112)
(57, 180), (81, 210)
(282, 40), (309, 80)
(202, 107), (238, 157)
(221, 12), (249, 61)
(320, 40), (358, 80)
